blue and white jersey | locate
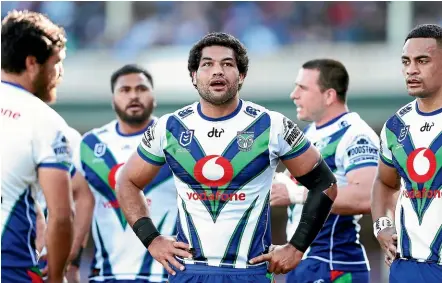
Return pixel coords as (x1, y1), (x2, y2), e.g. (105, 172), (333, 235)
(380, 101), (442, 263)
(287, 112), (379, 271)
(137, 100), (311, 269)
(73, 118), (176, 282)
(1, 81), (72, 270)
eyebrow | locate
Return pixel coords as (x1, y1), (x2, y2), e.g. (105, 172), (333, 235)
(119, 83), (150, 89)
(295, 82), (308, 89)
(401, 55), (431, 60)
(201, 57), (235, 62)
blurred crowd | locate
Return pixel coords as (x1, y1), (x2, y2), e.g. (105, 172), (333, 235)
(1, 1), (441, 55)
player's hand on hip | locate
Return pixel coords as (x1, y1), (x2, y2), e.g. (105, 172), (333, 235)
(376, 227), (397, 266)
(148, 235), (193, 276)
(270, 184), (291, 206)
(249, 244), (303, 275)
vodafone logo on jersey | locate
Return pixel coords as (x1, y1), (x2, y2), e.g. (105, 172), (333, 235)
(108, 163), (125, 190)
(406, 147), (437, 183)
(105, 163), (151, 209)
(194, 155), (234, 187)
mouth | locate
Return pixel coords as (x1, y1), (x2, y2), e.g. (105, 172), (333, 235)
(407, 79), (422, 88)
(209, 79), (227, 90)
(126, 103), (143, 111)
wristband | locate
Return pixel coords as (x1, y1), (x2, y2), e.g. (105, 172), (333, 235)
(373, 216), (393, 238)
(70, 247), (84, 267)
(273, 173), (305, 204)
(133, 217), (160, 249)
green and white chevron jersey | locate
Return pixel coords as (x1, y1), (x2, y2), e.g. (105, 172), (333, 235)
(72, 118), (176, 282)
(137, 100), (311, 269)
(380, 100), (442, 263)
(286, 112), (379, 271)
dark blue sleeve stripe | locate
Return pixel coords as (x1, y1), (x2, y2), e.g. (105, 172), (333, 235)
(37, 163), (70, 171)
(137, 147), (165, 166)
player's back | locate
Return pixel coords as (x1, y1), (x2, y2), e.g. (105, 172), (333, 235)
(380, 101), (442, 263)
(287, 112), (379, 272)
(74, 119), (176, 282)
(1, 82), (71, 272)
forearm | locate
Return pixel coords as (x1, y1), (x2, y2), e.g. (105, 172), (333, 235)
(46, 215), (74, 280)
(69, 194), (94, 258)
(117, 178), (150, 227)
(371, 178), (399, 222)
(289, 158), (337, 252)
(331, 184), (370, 215)
(35, 203), (46, 253)
(290, 184), (337, 252)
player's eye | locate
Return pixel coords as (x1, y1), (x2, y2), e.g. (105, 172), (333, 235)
(418, 59), (428, 64)
(202, 62), (212, 67)
(223, 62), (233, 67)
(402, 60), (410, 66)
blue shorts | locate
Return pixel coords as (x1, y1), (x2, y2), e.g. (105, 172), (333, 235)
(2, 266), (44, 283)
(389, 259), (442, 283)
(168, 263), (274, 283)
(89, 280), (153, 283)
(286, 258), (369, 283)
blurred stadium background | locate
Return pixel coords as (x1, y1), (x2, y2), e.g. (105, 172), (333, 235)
(2, 1), (442, 282)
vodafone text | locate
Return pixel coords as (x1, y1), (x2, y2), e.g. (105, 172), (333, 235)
(187, 192), (246, 201)
(402, 190), (442, 199)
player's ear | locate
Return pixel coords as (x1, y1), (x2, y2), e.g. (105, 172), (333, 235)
(239, 73), (245, 85)
(25, 55), (39, 79)
(326, 88), (337, 106)
(192, 71), (197, 87)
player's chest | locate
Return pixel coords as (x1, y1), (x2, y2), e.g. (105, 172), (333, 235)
(166, 117), (270, 156)
(390, 116), (442, 183)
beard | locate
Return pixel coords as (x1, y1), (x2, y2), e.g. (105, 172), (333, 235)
(196, 77), (240, 106)
(114, 102), (153, 126)
(408, 89), (433, 99)
(33, 71), (58, 103)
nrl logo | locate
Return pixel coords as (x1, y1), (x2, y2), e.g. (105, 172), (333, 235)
(398, 125), (410, 143)
(179, 130), (194, 147)
(237, 131), (254, 152)
(94, 143), (106, 158)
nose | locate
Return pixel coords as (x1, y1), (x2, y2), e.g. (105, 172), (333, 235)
(290, 87), (300, 101)
(211, 62), (225, 77)
(406, 61), (420, 76)
(128, 89), (139, 100)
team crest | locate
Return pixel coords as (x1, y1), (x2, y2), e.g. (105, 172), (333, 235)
(94, 143), (107, 157)
(179, 130), (194, 147)
(398, 125), (410, 143)
(237, 131), (254, 152)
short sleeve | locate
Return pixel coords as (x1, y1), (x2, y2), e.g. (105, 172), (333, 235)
(33, 113), (72, 171)
(137, 116), (167, 166)
(339, 127), (380, 175)
(66, 127), (82, 177)
(270, 112), (311, 161)
(379, 122), (395, 168)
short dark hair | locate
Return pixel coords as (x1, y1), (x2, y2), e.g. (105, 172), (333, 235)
(1, 10), (67, 74)
(302, 59), (349, 103)
(405, 24), (442, 47)
(188, 32), (249, 88)
(110, 64), (154, 93)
